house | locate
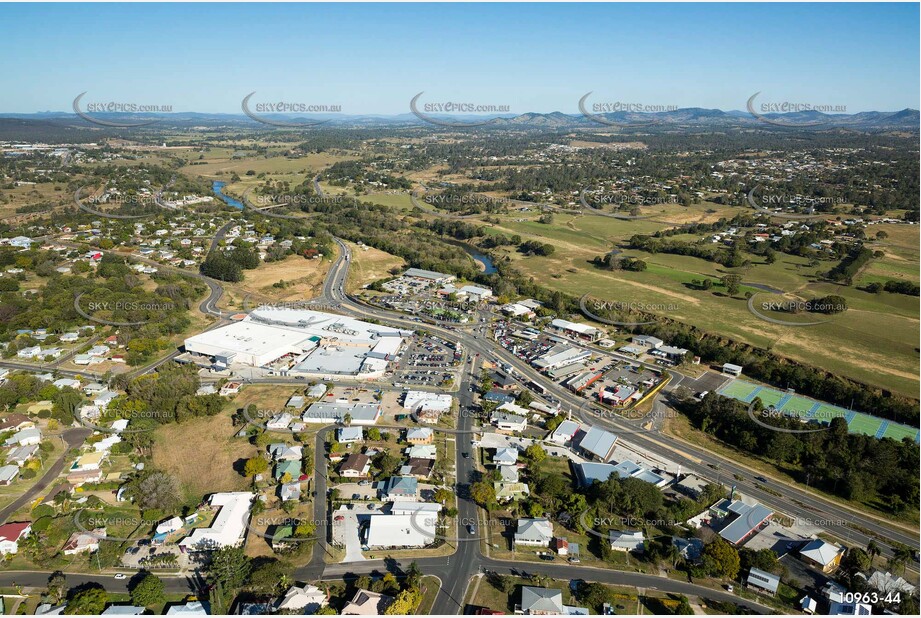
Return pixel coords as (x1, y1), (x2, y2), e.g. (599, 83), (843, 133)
(858, 570), (917, 597)
(6, 444), (39, 467)
(266, 412), (294, 430)
(406, 427), (434, 445)
(380, 476), (418, 501)
(339, 453), (372, 478)
(101, 606), (145, 615)
(338, 426), (364, 444)
(67, 468), (103, 487)
(388, 501), (442, 516)
(219, 381), (243, 396)
(548, 420), (580, 445)
(493, 447), (519, 467)
(798, 539), (845, 573)
(62, 529), (104, 555)
(746, 567), (781, 597)
(514, 518), (553, 547)
(179, 492), (255, 550)
(498, 465), (519, 482)
(576, 426), (618, 462)
(279, 482), (302, 502)
(406, 444), (437, 460)
(286, 395), (305, 408)
(495, 482), (530, 503)
(0, 522), (31, 555)
(275, 459), (301, 481)
(268, 443), (303, 461)
(94, 390), (119, 409)
(0, 465), (19, 485)
(155, 517), (184, 536)
(483, 389), (516, 405)
(5, 426), (42, 447)
(491, 410), (527, 433)
(72, 451), (106, 472)
(800, 596), (818, 615)
(53, 378), (81, 390)
(609, 530), (645, 553)
(307, 383), (327, 398)
(672, 536), (704, 562)
(399, 458), (435, 479)
(364, 513), (435, 548)
(828, 602), (872, 616)
(275, 585), (328, 613)
(341, 589), (394, 615)
(517, 586), (587, 615)
(551, 537), (569, 555)
(165, 601), (210, 615)
(674, 475), (710, 500)
(0, 413), (33, 432)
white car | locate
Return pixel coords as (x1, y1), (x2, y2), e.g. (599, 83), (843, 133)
(114, 574), (127, 580)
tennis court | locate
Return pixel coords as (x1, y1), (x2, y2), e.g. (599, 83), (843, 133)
(718, 379), (918, 443)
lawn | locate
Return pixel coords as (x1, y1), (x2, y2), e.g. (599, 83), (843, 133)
(345, 242), (406, 292)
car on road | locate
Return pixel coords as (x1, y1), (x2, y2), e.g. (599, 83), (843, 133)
(467, 524), (476, 534)
(462, 452), (469, 458)
(114, 574), (127, 580)
(726, 585), (734, 593)
(755, 476), (768, 483)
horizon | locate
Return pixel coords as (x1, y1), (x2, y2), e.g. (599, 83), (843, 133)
(0, 2), (918, 115)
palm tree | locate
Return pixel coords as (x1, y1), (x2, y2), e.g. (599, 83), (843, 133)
(866, 540), (882, 563)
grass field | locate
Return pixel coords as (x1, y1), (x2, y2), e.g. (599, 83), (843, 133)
(345, 241), (406, 292)
(152, 412), (256, 503)
(718, 379), (918, 442)
(480, 208), (919, 398)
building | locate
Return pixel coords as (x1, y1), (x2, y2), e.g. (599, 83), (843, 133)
(576, 426), (618, 462)
(403, 268), (456, 284)
(514, 518), (553, 547)
(715, 499), (773, 546)
(338, 426), (364, 443)
(0, 522), (31, 555)
(5, 426), (41, 447)
(364, 513), (435, 548)
(268, 443), (303, 461)
(549, 318), (602, 342)
(858, 570), (917, 597)
(399, 458), (435, 479)
(746, 568), (781, 597)
(531, 345), (591, 371)
(275, 585), (328, 613)
(827, 602), (872, 616)
(798, 539), (845, 573)
(459, 285), (493, 302)
(406, 444), (437, 460)
(275, 459), (301, 481)
(609, 530), (645, 553)
(722, 363), (743, 377)
(101, 606), (145, 615)
(632, 335), (663, 349)
(183, 308), (411, 378)
(517, 587), (587, 615)
(339, 453), (372, 478)
(574, 462), (616, 487)
(179, 492), (254, 551)
(674, 475), (710, 500)
(0, 465), (18, 485)
(307, 383), (328, 398)
(495, 482), (531, 502)
(380, 476), (418, 501)
(303, 402), (381, 425)
(493, 448), (519, 467)
(341, 590), (395, 615)
(165, 601), (209, 615)
(62, 529), (104, 555)
(402, 391), (452, 421)
(491, 410), (527, 433)
(548, 420), (580, 445)
(406, 427), (434, 445)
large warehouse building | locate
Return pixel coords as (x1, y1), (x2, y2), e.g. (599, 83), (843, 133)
(184, 307), (412, 378)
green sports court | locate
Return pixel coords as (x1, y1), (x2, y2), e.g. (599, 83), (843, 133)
(718, 379), (919, 443)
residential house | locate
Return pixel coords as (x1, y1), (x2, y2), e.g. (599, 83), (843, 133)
(62, 529), (104, 555)
(399, 458), (435, 479)
(746, 568), (781, 597)
(799, 539), (845, 573)
(341, 590), (394, 615)
(608, 530), (645, 553)
(380, 476), (418, 501)
(275, 585), (328, 614)
(514, 518), (553, 548)
(517, 586), (587, 615)
(406, 427), (434, 445)
(339, 453), (372, 478)
(338, 426), (364, 444)
(0, 522), (31, 555)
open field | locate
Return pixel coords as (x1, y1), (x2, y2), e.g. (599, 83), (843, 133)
(152, 412), (256, 504)
(345, 241), (406, 292)
(482, 209), (919, 397)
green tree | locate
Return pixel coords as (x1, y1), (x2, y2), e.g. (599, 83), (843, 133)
(470, 480), (496, 507)
(524, 444), (546, 464)
(702, 538), (740, 580)
(65, 586), (107, 615)
(129, 572), (164, 608)
(46, 572), (67, 603)
(208, 546), (251, 591)
(244, 456), (269, 477)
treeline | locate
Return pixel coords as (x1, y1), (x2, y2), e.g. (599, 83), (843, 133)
(863, 280), (920, 296)
(677, 394), (919, 514)
(628, 234), (749, 268)
(827, 246), (875, 284)
(200, 243), (260, 282)
(591, 253), (647, 271)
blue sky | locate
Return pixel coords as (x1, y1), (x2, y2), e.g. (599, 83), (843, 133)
(0, 2), (917, 114)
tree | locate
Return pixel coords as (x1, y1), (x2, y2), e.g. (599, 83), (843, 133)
(470, 480), (496, 507)
(247, 559), (291, 596)
(721, 274), (742, 297)
(367, 427), (381, 441)
(129, 572), (164, 608)
(578, 582), (614, 613)
(702, 538), (740, 580)
(208, 546), (251, 591)
(132, 471), (181, 511)
(524, 444), (546, 464)
(434, 488), (453, 505)
(65, 585), (107, 615)
(46, 572), (67, 603)
(384, 588), (422, 615)
(244, 455), (269, 477)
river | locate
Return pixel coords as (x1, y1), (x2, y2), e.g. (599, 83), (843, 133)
(212, 180), (244, 210)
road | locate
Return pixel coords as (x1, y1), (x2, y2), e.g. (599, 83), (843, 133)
(0, 428), (91, 523)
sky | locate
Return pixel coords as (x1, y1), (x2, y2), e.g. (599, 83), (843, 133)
(0, 2), (918, 115)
